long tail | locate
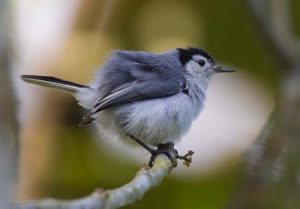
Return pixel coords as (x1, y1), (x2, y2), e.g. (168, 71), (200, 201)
(21, 75), (89, 93)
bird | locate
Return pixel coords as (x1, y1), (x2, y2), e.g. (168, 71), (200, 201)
(21, 47), (235, 166)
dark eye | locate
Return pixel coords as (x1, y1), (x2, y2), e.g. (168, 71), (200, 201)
(197, 59), (206, 67)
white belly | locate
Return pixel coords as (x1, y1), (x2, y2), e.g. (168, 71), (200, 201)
(93, 93), (203, 147)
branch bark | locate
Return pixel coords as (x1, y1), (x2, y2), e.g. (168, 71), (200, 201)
(227, 0), (300, 208)
(244, 0), (296, 68)
(0, 0), (19, 208)
(15, 154), (174, 209)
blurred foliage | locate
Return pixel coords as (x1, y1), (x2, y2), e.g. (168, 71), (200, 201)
(291, 0), (300, 36)
(198, 0), (277, 86)
(18, 0), (300, 208)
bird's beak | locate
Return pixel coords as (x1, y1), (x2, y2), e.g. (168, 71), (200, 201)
(213, 65), (235, 73)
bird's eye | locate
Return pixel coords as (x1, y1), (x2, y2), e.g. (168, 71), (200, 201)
(197, 59), (206, 67)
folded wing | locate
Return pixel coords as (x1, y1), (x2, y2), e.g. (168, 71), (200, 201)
(87, 50), (185, 118)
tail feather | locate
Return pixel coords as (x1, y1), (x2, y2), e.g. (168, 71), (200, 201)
(21, 75), (97, 126)
(21, 75), (89, 93)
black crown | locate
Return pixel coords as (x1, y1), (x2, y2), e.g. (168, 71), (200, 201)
(177, 47), (215, 65)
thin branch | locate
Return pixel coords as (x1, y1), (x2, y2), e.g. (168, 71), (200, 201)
(226, 1), (300, 208)
(244, 0), (297, 68)
(98, 0), (114, 32)
(15, 154), (174, 209)
(0, 0), (19, 208)
(270, 0), (296, 64)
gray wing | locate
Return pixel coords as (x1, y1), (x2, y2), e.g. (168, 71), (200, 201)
(91, 50), (185, 114)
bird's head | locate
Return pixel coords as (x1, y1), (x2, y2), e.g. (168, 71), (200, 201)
(177, 47), (234, 80)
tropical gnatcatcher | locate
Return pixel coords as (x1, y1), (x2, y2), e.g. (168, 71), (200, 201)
(21, 47), (235, 166)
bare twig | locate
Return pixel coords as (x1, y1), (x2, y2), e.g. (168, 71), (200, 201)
(0, 0), (19, 208)
(244, 0), (296, 68)
(98, 0), (114, 32)
(227, 1), (300, 208)
(270, 0), (295, 52)
(15, 154), (176, 209)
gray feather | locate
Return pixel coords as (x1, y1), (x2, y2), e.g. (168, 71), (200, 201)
(90, 49), (186, 114)
(21, 75), (89, 93)
(21, 47), (220, 147)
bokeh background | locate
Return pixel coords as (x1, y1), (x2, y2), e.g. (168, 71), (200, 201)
(1, 0), (300, 208)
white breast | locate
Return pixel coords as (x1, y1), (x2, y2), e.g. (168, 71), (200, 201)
(92, 92), (204, 147)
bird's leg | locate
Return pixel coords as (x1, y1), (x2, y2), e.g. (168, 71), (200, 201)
(127, 135), (177, 167)
(128, 134), (156, 154)
(127, 134), (194, 167)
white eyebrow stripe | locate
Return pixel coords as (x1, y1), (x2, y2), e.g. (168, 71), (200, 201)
(192, 55), (208, 62)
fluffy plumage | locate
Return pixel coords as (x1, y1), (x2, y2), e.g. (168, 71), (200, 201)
(21, 47), (227, 150)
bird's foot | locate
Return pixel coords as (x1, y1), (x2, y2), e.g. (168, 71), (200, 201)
(149, 143), (194, 168)
(148, 143), (178, 167)
(126, 134), (194, 167)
